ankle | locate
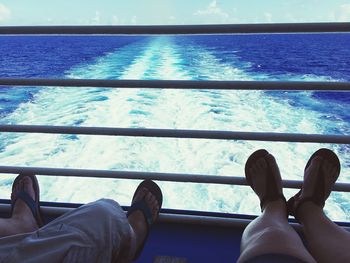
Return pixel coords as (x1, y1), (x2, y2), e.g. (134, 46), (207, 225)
(1, 217), (38, 237)
(263, 199), (287, 216)
(297, 201), (323, 222)
(127, 211), (147, 252)
(126, 225), (137, 261)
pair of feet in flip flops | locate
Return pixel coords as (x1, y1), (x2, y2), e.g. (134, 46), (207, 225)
(245, 148), (340, 219)
(10, 148), (340, 259)
(10, 174), (162, 260)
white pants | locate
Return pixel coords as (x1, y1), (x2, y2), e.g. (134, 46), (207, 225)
(0, 199), (132, 263)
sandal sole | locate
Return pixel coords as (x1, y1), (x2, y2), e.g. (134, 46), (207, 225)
(287, 148), (341, 217)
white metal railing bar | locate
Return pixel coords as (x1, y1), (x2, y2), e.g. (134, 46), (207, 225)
(0, 23), (349, 35)
(0, 165), (349, 192)
(1, 79), (350, 91)
(1, 125), (350, 144)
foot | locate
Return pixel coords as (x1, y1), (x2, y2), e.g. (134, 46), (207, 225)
(300, 156), (338, 203)
(11, 176), (39, 233)
(287, 148), (340, 219)
(127, 183), (161, 259)
(245, 150), (285, 211)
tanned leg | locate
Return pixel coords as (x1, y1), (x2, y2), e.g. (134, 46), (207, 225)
(297, 157), (350, 263)
(238, 154), (315, 263)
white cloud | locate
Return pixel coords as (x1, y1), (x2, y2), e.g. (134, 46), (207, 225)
(92, 11), (101, 24)
(285, 13), (299, 23)
(112, 15), (119, 25)
(264, 12), (272, 23)
(339, 4), (350, 21)
(78, 11), (103, 25)
(0, 3), (11, 22)
(194, 0), (229, 21)
(111, 15), (132, 25)
(131, 15), (137, 25)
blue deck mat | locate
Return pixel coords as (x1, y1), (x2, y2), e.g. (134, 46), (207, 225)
(135, 221), (243, 262)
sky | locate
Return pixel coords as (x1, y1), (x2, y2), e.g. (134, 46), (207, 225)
(0, 0), (350, 25)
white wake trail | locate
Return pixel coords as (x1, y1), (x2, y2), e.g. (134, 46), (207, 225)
(0, 36), (348, 220)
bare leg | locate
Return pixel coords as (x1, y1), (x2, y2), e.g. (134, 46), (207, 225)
(238, 154), (315, 263)
(127, 187), (160, 260)
(297, 157), (350, 263)
(0, 176), (38, 237)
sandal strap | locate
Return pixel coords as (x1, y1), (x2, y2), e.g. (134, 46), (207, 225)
(12, 191), (39, 224)
(287, 148), (340, 220)
(127, 199), (153, 227)
(11, 174), (44, 227)
(287, 193), (325, 221)
(127, 180), (162, 261)
(245, 149), (286, 213)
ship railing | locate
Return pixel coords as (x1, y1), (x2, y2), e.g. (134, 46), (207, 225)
(0, 23), (350, 226)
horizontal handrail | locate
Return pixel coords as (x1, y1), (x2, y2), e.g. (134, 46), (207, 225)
(0, 23), (349, 35)
(1, 79), (350, 91)
(0, 165), (349, 192)
(1, 125), (350, 144)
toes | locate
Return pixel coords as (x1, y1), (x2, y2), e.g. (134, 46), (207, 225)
(248, 157), (267, 174)
(311, 156), (323, 166)
(144, 191), (159, 208)
(145, 192), (153, 202)
(322, 160), (338, 181)
(132, 183), (161, 222)
(19, 179), (24, 191)
(306, 156), (322, 174)
(322, 160), (335, 173)
(153, 206), (159, 220)
(148, 193), (155, 201)
(266, 154), (277, 167)
(22, 177), (32, 192)
(12, 182), (17, 198)
(133, 187), (147, 202)
(250, 164), (258, 175)
(145, 192), (159, 219)
(266, 155), (280, 175)
(256, 158), (267, 169)
(151, 200), (159, 220)
(12, 178), (22, 200)
(321, 160), (331, 170)
(331, 167), (338, 179)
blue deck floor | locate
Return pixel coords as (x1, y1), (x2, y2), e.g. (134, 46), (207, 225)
(136, 221), (243, 262)
(2, 200), (349, 263)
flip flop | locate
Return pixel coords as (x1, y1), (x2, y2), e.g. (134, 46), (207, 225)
(245, 149), (286, 212)
(287, 148), (340, 220)
(11, 173), (44, 227)
(127, 179), (163, 260)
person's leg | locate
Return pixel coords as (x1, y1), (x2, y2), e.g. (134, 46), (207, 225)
(238, 151), (315, 263)
(0, 176), (38, 237)
(292, 156), (350, 263)
(36, 180), (161, 262)
(0, 192), (161, 263)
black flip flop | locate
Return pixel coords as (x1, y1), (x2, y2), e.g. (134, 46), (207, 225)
(245, 149), (286, 211)
(11, 173), (44, 227)
(287, 148), (340, 219)
(127, 179), (163, 260)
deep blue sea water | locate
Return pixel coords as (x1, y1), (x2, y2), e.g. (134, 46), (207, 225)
(0, 34), (349, 220)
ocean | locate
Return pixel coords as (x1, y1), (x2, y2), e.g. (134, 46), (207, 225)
(0, 34), (349, 221)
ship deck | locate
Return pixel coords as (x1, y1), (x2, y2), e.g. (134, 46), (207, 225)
(1, 23), (350, 262)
